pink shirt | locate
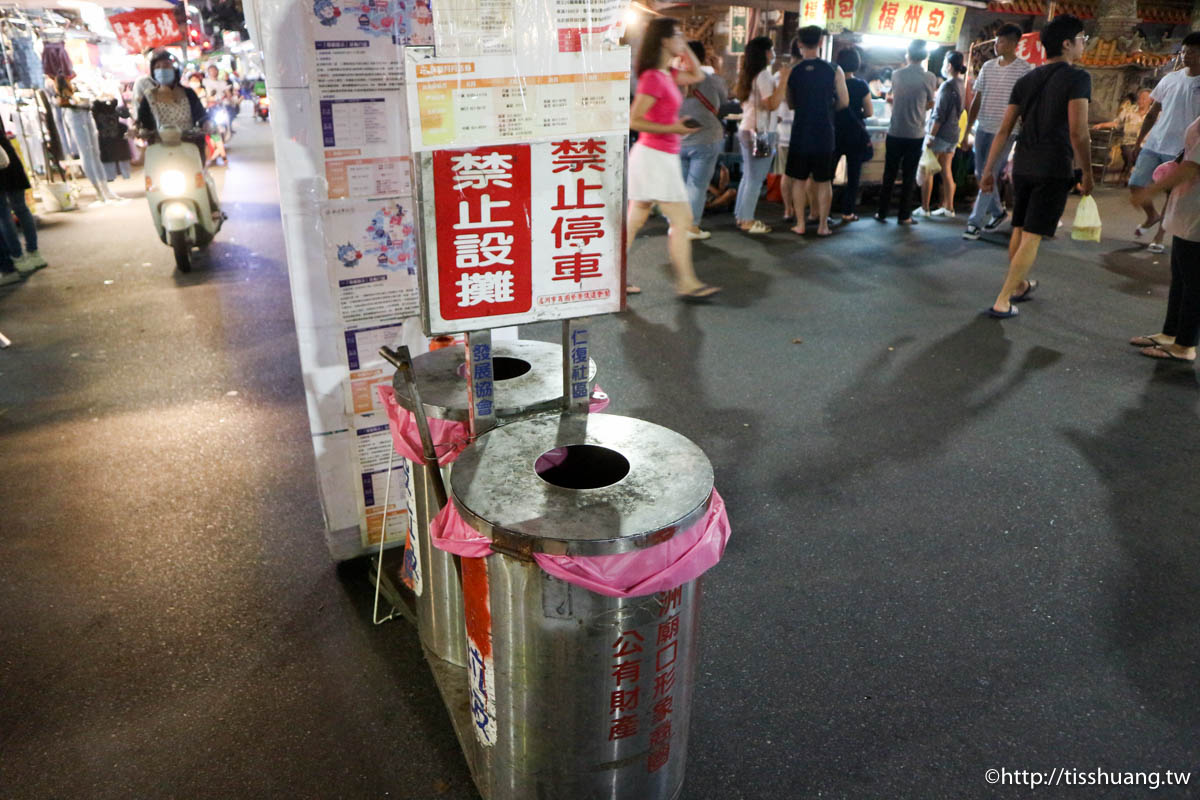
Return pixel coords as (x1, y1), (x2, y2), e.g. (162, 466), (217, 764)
(635, 68), (682, 154)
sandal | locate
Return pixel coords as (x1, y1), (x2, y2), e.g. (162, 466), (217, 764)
(677, 284), (721, 302)
(841, 214), (859, 222)
(1010, 279), (1038, 303)
(741, 220), (771, 235)
(1134, 217), (1161, 237)
(1148, 242), (1166, 254)
(1129, 334), (1171, 347)
(1141, 345), (1196, 363)
(625, 284), (642, 295)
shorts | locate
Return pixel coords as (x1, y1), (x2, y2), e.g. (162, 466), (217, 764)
(1129, 147), (1176, 188)
(785, 150), (834, 182)
(928, 137), (956, 154)
(1011, 175), (1074, 237)
(628, 142), (690, 204)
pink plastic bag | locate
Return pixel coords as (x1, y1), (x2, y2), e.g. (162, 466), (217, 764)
(376, 384), (471, 466)
(430, 490), (731, 598)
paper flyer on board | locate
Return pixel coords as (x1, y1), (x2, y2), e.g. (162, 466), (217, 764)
(432, 0), (627, 55)
(340, 318), (432, 414)
(405, 48), (630, 151)
(321, 198), (421, 326)
(352, 411), (410, 546)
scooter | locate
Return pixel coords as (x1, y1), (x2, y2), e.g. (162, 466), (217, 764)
(142, 126), (224, 273)
(255, 93), (269, 121)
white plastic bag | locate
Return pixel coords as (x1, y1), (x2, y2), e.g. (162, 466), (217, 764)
(1071, 195), (1102, 242)
(919, 147), (941, 175)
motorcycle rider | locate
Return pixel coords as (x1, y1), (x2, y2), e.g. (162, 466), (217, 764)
(136, 51), (208, 156)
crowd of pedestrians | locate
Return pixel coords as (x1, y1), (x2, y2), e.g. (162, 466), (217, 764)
(626, 15), (1200, 363)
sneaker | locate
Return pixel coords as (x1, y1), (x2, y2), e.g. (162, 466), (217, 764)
(686, 229), (712, 241)
(0, 271), (22, 286)
(24, 251), (47, 268)
(913, 207), (931, 218)
(15, 255), (46, 276)
(984, 211), (1008, 231)
(931, 208), (954, 217)
(963, 224), (982, 240)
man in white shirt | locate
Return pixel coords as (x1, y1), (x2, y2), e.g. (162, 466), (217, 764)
(1129, 33), (1200, 253)
(963, 24), (1031, 240)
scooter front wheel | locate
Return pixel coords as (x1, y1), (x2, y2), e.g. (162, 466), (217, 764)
(171, 230), (192, 273)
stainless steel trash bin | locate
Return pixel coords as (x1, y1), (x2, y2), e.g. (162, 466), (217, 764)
(449, 413), (714, 800)
(391, 340), (597, 668)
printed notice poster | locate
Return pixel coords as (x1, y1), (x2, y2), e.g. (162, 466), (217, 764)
(322, 199), (421, 326)
(353, 412), (410, 546)
(417, 135), (624, 333)
(433, 0), (627, 56)
(340, 319), (432, 415)
(405, 49), (630, 151)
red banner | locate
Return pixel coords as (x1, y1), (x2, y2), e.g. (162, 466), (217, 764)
(432, 144), (533, 321)
(1016, 32), (1047, 66)
(108, 10), (181, 55)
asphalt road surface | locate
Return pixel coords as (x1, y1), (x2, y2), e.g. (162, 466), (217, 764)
(2, 121), (1198, 799)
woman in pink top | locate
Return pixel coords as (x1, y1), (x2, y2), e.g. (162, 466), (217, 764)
(627, 17), (719, 300)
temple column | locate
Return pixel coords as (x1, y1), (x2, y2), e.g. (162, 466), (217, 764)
(1092, 0), (1139, 40)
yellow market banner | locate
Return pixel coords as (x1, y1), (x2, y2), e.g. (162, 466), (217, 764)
(864, 0), (964, 44)
(799, 0), (861, 35)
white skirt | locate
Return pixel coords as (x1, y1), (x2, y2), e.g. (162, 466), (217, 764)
(627, 142), (689, 204)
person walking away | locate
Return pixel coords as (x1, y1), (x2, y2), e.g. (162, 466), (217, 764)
(833, 45), (873, 222)
(963, 24), (1031, 239)
(677, 40), (728, 240)
(627, 17), (720, 300)
(875, 40), (936, 224)
(980, 15), (1092, 319)
(0, 118), (43, 280)
(734, 36), (789, 234)
(92, 96), (132, 181)
(1129, 34), (1200, 254)
(920, 50), (966, 218)
(785, 26), (848, 236)
(1127, 114), (1200, 362)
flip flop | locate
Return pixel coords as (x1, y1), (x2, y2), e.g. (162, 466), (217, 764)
(678, 284), (721, 302)
(816, 229), (833, 237)
(1140, 345), (1195, 362)
(897, 218), (918, 226)
(1010, 279), (1038, 303)
(1130, 335), (1170, 347)
(1148, 242), (1166, 254)
(625, 284), (642, 295)
(790, 226), (806, 236)
(841, 214), (860, 222)
(1134, 218), (1162, 237)
(985, 305), (1019, 319)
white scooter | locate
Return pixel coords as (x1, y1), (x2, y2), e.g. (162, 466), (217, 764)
(142, 126), (223, 272)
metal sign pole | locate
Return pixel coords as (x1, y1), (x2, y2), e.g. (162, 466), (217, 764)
(465, 330), (496, 437)
(380, 344), (448, 508)
(562, 317), (590, 414)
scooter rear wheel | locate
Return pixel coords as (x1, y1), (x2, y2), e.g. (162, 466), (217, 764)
(171, 230), (192, 273)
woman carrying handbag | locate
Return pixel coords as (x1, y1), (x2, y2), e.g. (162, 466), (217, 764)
(733, 36), (789, 234)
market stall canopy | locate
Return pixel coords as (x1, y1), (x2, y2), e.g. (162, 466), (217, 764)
(1, 0), (176, 9)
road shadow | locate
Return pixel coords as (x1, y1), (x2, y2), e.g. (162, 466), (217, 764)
(1065, 363), (1200, 728)
(1099, 245), (1171, 297)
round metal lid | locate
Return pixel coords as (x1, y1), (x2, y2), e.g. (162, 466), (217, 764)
(390, 340), (597, 421)
(450, 413), (714, 556)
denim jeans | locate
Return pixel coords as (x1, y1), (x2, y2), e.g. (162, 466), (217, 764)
(64, 107), (109, 197)
(0, 190), (38, 257)
(679, 140), (722, 228)
(735, 130), (776, 223)
(104, 161), (132, 181)
(967, 128), (1013, 228)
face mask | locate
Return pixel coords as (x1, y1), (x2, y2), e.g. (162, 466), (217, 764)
(153, 68), (175, 85)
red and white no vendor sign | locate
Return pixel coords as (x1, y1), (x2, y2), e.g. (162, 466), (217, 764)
(418, 135), (625, 334)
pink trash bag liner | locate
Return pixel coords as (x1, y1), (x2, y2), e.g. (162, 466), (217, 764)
(376, 384), (471, 466)
(430, 490), (731, 598)
(376, 383), (612, 465)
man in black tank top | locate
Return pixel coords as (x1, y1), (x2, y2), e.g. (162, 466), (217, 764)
(784, 25), (848, 236)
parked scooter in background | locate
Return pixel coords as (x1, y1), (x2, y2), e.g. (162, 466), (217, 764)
(141, 126), (224, 272)
(255, 93), (270, 121)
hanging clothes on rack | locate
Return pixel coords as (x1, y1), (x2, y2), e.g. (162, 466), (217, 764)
(9, 36), (43, 90)
(91, 99), (131, 181)
(40, 41), (74, 82)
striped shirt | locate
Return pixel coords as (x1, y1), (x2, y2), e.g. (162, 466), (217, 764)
(973, 56), (1031, 133)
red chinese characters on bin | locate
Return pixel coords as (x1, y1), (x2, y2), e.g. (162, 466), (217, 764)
(434, 145), (532, 320)
(609, 629), (643, 742)
(648, 587), (684, 773)
(549, 138), (609, 285)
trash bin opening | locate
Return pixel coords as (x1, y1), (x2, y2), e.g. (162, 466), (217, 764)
(535, 445), (630, 490)
(456, 357), (532, 381)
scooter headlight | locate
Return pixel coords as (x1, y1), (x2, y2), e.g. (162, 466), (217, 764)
(160, 170), (187, 197)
